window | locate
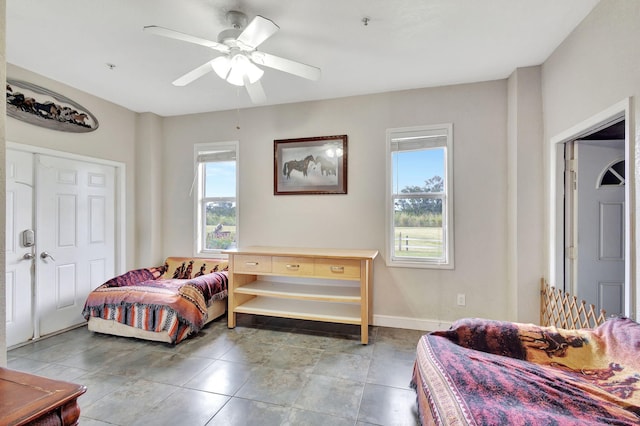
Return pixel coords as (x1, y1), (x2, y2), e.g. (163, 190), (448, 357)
(599, 159), (625, 187)
(386, 124), (453, 268)
(194, 142), (238, 255)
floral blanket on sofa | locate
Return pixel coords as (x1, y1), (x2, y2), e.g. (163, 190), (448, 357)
(82, 259), (228, 344)
(411, 317), (640, 425)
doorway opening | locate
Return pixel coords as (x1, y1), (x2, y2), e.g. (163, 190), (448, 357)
(564, 124), (625, 316)
(549, 99), (631, 318)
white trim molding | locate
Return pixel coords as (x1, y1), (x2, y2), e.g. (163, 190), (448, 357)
(373, 314), (452, 332)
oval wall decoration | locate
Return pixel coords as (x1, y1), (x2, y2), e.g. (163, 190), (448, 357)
(6, 79), (99, 133)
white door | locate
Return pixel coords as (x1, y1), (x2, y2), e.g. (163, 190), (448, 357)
(36, 154), (116, 335)
(574, 140), (625, 315)
(5, 150), (36, 347)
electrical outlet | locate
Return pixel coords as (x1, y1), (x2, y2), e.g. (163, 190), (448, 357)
(457, 293), (466, 306)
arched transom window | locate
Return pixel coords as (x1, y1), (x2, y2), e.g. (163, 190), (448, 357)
(599, 160), (625, 187)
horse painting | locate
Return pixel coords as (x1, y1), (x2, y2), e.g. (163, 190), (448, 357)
(283, 155), (315, 179)
(314, 155), (337, 176)
(5, 80), (99, 133)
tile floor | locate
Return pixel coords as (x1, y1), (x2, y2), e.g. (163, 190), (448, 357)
(7, 314), (426, 425)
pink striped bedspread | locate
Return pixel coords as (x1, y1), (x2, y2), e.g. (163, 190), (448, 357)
(411, 317), (640, 425)
(82, 267), (228, 344)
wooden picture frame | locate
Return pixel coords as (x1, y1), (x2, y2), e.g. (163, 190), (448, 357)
(274, 135), (348, 195)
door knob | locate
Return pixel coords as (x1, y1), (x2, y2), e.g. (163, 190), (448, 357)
(22, 253), (35, 260)
(40, 251), (56, 261)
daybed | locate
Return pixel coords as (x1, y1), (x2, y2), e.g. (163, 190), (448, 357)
(411, 317), (640, 425)
(82, 257), (228, 344)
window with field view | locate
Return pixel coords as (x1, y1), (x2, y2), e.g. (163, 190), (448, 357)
(195, 142), (238, 254)
(386, 125), (453, 268)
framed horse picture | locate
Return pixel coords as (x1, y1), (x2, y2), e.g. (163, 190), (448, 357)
(274, 135), (348, 195)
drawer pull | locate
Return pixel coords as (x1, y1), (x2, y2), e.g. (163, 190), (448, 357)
(286, 264), (300, 270)
(330, 266), (345, 273)
(245, 262), (259, 266)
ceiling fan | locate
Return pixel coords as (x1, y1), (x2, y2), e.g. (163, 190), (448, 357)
(144, 11), (321, 104)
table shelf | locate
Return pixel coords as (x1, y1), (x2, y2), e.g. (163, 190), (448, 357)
(224, 246), (378, 344)
(234, 297), (362, 324)
(234, 280), (361, 303)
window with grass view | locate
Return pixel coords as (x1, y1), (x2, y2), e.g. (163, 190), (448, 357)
(195, 142), (238, 254)
(386, 124), (453, 267)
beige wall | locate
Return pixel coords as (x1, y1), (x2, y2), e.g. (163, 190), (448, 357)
(135, 112), (164, 266)
(507, 66), (544, 323)
(541, 0), (640, 318)
(162, 81), (511, 329)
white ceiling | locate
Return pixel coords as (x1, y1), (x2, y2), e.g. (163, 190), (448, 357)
(6, 0), (600, 117)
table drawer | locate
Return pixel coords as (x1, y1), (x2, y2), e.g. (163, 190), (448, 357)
(315, 258), (361, 279)
(272, 256), (314, 276)
(233, 255), (272, 273)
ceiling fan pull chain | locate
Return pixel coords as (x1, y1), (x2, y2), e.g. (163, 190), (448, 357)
(236, 88), (241, 130)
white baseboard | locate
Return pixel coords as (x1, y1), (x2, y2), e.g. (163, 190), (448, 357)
(372, 314), (453, 332)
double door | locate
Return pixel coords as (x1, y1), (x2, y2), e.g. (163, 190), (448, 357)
(6, 148), (116, 347)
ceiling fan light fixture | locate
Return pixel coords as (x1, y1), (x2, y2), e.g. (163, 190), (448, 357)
(146, 11), (320, 102)
(211, 56), (232, 80)
(226, 53), (264, 86)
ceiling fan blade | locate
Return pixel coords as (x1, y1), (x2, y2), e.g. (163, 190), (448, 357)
(250, 51), (320, 81)
(172, 60), (215, 86)
(237, 15), (279, 48)
(144, 25), (229, 54)
(244, 76), (267, 104)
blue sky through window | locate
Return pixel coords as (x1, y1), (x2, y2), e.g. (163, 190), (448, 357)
(393, 148), (444, 192)
(205, 161), (236, 198)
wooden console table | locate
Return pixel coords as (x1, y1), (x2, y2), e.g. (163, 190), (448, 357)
(0, 368), (86, 426)
(224, 246), (378, 344)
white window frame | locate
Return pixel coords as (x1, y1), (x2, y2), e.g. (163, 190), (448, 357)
(194, 141), (239, 257)
(385, 124), (454, 269)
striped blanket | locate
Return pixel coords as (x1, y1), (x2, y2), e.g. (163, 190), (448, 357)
(82, 267), (228, 344)
(411, 317), (640, 425)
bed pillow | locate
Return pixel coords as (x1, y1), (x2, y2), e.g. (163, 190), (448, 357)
(161, 257), (229, 280)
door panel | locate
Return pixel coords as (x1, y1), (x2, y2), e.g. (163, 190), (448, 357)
(575, 140), (625, 316)
(599, 202), (624, 260)
(5, 149), (35, 347)
(56, 264), (77, 308)
(36, 154), (116, 336)
(600, 282), (623, 315)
